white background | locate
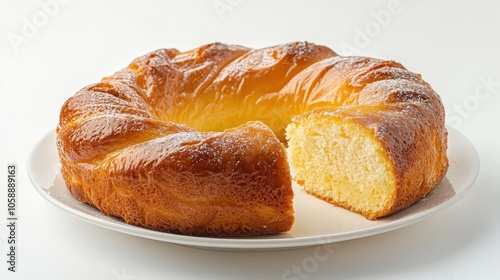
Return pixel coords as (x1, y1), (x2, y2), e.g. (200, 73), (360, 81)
(1, 0), (499, 279)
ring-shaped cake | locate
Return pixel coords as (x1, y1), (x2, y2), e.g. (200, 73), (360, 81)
(56, 42), (448, 236)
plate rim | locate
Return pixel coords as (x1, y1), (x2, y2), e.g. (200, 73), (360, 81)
(27, 126), (480, 250)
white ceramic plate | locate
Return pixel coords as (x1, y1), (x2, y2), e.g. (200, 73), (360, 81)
(28, 127), (479, 250)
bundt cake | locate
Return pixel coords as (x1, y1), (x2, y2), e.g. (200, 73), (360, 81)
(56, 42), (448, 236)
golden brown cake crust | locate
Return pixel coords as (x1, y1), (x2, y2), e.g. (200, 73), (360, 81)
(57, 42), (448, 234)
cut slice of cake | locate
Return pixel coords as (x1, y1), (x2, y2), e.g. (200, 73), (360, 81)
(286, 108), (410, 219)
